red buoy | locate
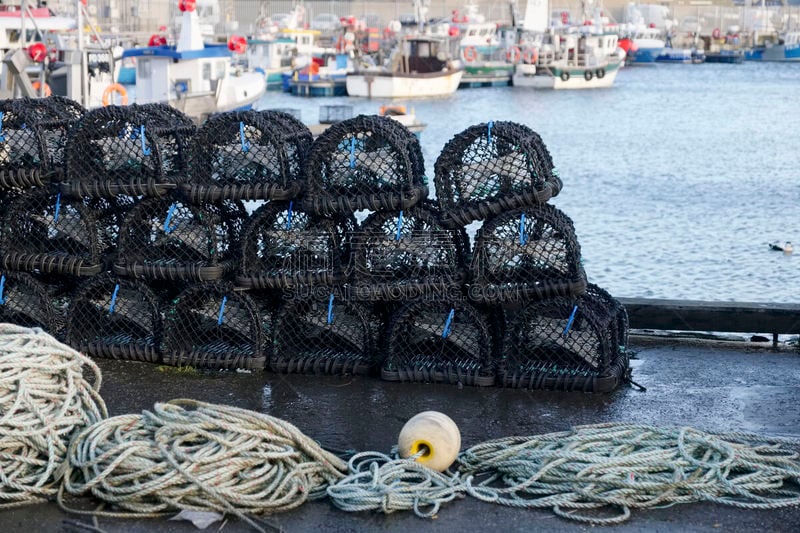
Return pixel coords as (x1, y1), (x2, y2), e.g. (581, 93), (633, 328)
(148, 34), (167, 47)
(178, 0), (196, 12)
(27, 42), (48, 63)
(228, 35), (247, 54)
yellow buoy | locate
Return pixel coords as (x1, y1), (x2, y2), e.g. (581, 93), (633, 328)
(398, 411), (461, 472)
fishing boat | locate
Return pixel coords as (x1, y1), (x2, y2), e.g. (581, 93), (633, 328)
(121, 0), (265, 119)
(656, 45), (705, 64)
(745, 31), (800, 61)
(346, 34), (463, 98)
(455, 4), (514, 88)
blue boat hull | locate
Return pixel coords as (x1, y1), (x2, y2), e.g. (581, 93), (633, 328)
(744, 44), (800, 61)
(629, 48), (662, 64)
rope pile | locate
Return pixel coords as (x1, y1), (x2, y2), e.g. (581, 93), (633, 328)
(0, 324), (106, 508)
(328, 423), (800, 525)
(59, 399), (346, 531)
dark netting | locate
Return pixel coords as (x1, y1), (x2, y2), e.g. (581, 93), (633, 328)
(63, 105), (172, 197)
(584, 283), (630, 359)
(0, 188), (103, 276)
(498, 288), (630, 392)
(0, 99), (49, 179)
(302, 114), (428, 214)
(15, 96), (86, 171)
(382, 299), (495, 386)
(350, 203), (469, 301)
(469, 204), (586, 304)
(162, 282), (265, 370)
(65, 273), (162, 362)
(114, 198), (246, 281)
(433, 121), (562, 227)
(237, 201), (351, 289)
(183, 110), (311, 202)
(135, 103), (196, 182)
(0, 271), (62, 334)
(83, 195), (137, 260)
(271, 292), (377, 376)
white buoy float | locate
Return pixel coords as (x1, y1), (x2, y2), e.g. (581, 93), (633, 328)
(398, 411), (461, 472)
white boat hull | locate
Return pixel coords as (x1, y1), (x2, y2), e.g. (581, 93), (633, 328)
(346, 69), (463, 98)
(513, 63), (620, 90)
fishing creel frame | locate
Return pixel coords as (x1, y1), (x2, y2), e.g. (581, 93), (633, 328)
(63, 104), (192, 198)
(0, 188), (103, 276)
(0, 271), (64, 335)
(349, 202), (469, 301)
(271, 291), (379, 376)
(497, 286), (630, 393)
(468, 204), (587, 304)
(382, 299), (496, 386)
(302, 114), (428, 215)
(182, 110), (312, 203)
(162, 282), (266, 370)
(113, 197), (247, 282)
(433, 121), (562, 228)
(236, 201), (353, 289)
(65, 273), (162, 362)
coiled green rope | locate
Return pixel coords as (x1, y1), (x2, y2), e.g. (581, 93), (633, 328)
(0, 324), (106, 509)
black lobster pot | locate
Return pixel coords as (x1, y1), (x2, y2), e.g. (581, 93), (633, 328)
(162, 282), (265, 370)
(469, 204), (586, 304)
(382, 299), (496, 386)
(349, 203), (469, 301)
(66, 273), (162, 362)
(0, 188), (103, 276)
(183, 110), (311, 202)
(433, 121), (562, 228)
(302, 114), (428, 215)
(114, 197), (246, 281)
(498, 285), (630, 392)
(63, 104), (194, 197)
(237, 201), (351, 289)
(271, 292), (377, 376)
(0, 272), (63, 334)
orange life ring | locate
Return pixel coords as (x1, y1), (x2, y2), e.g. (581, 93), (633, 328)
(462, 45), (478, 62)
(505, 45), (521, 64)
(522, 48), (539, 64)
(31, 81), (52, 96)
(102, 83), (128, 106)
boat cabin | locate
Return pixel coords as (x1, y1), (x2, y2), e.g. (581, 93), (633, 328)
(396, 37), (452, 74)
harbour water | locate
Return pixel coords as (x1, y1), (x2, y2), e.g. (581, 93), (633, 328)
(255, 62), (800, 303)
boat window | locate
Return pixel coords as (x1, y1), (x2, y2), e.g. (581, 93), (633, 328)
(215, 60), (226, 79)
(137, 58), (151, 79)
(202, 62), (211, 80)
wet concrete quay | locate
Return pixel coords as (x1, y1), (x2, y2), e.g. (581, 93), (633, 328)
(2, 335), (799, 532)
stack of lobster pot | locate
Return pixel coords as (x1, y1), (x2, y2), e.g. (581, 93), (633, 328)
(433, 121), (630, 392)
(0, 97), (88, 339)
(151, 109), (312, 370)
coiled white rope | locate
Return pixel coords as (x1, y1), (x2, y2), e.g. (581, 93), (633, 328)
(59, 399), (347, 532)
(0, 324), (106, 508)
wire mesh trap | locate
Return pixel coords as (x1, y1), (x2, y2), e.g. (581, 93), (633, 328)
(382, 299), (495, 386)
(271, 293), (378, 376)
(302, 115), (428, 214)
(162, 282), (265, 370)
(83, 195), (137, 260)
(65, 273), (162, 362)
(0, 188), (103, 276)
(135, 103), (196, 181)
(0, 99), (49, 180)
(184, 110), (311, 202)
(0, 271), (63, 334)
(433, 121), (562, 227)
(469, 204), (586, 304)
(498, 288), (630, 392)
(64, 105), (173, 197)
(237, 201), (351, 289)
(114, 198), (246, 281)
(349, 203), (469, 301)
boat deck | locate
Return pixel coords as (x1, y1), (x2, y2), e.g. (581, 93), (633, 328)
(3, 335), (798, 531)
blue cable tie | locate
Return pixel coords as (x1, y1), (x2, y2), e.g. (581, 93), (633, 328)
(140, 125), (151, 155)
(395, 210), (404, 241)
(0, 274), (5, 305)
(240, 121), (251, 152)
(442, 308), (455, 339)
(163, 203), (177, 233)
(0, 111), (5, 142)
(286, 201), (293, 230)
(487, 121), (494, 144)
(519, 213), (527, 245)
(563, 305), (578, 337)
(327, 294), (335, 324)
(217, 296), (228, 325)
(54, 193), (61, 224)
(109, 284), (120, 314)
(349, 137), (356, 168)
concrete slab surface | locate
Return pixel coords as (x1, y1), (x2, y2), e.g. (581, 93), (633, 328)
(2, 336), (799, 532)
